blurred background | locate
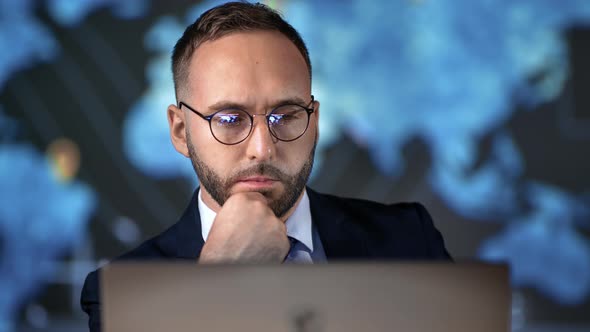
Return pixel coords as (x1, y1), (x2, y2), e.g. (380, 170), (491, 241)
(0, 0), (589, 331)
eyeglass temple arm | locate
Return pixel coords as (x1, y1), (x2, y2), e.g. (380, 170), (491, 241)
(178, 102), (210, 120)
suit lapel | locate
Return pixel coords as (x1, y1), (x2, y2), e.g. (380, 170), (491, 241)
(155, 189), (204, 259)
(307, 188), (369, 260)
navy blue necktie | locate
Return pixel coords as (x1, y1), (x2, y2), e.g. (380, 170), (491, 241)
(285, 236), (312, 263)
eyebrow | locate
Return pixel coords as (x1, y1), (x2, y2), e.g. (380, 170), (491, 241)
(207, 97), (310, 112)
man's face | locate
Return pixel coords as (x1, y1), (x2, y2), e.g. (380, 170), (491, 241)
(171, 30), (318, 219)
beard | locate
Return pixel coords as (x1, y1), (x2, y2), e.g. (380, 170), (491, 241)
(186, 132), (316, 218)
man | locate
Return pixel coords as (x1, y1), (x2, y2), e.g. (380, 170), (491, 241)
(81, 1), (451, 330)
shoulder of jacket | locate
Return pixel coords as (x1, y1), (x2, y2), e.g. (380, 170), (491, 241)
(309, 188), (422, 218)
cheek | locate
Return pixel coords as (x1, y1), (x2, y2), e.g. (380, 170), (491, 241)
(189, 123), (230, 165)
(189, 120), (212, 143)
(282, 130), (316, 170)
(194, 139), (243, 176)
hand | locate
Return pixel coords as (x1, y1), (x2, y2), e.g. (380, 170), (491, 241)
(198, 192), (290, 263)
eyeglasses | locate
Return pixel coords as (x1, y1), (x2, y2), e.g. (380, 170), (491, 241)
(179, 96), (315, 145)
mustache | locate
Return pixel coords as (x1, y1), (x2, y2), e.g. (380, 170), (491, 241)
(228, 163), (288, 184)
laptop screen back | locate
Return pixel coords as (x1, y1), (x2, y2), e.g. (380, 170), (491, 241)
(102, 263), (510, 332)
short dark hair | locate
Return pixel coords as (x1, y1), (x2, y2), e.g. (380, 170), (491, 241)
(171, 1), (312, 100)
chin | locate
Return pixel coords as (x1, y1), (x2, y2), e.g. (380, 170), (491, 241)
(231, 181), (282, 197)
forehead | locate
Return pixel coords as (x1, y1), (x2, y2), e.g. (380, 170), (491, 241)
(186, 30), (311, 106)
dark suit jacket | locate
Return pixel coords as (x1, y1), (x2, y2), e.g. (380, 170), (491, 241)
(80, 188), (451, 331)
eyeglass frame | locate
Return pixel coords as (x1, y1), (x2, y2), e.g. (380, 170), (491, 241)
(178, 96), (316, 145)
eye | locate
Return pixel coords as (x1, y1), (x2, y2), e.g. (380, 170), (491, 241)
(269, 106), (306, 125)
(213, 110), (248, 127)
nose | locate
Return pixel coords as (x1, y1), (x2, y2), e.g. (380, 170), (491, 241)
(245, 115), (276, 162)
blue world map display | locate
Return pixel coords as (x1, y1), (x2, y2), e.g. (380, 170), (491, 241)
(0, 0), (139, 330)
(1, 0), (590, 330)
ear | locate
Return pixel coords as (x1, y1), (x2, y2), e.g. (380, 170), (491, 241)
(167, 104), (190, 157)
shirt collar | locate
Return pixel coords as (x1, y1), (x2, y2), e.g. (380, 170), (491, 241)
(285, 190), (313, 252)
(197, 189), (216, 243)
(197, 189), (314, 252)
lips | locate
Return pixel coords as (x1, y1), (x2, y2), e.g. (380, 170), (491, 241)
(237, 176), (278, 182)
(234, 176), (279, 190)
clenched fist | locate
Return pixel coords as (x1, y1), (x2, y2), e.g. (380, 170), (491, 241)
(198, 192), (290, 263)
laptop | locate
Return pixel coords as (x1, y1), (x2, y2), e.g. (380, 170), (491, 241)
(101, 262), (510, 332)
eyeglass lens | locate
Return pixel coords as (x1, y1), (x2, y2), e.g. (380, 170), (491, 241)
(210, 105), (310, 144)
